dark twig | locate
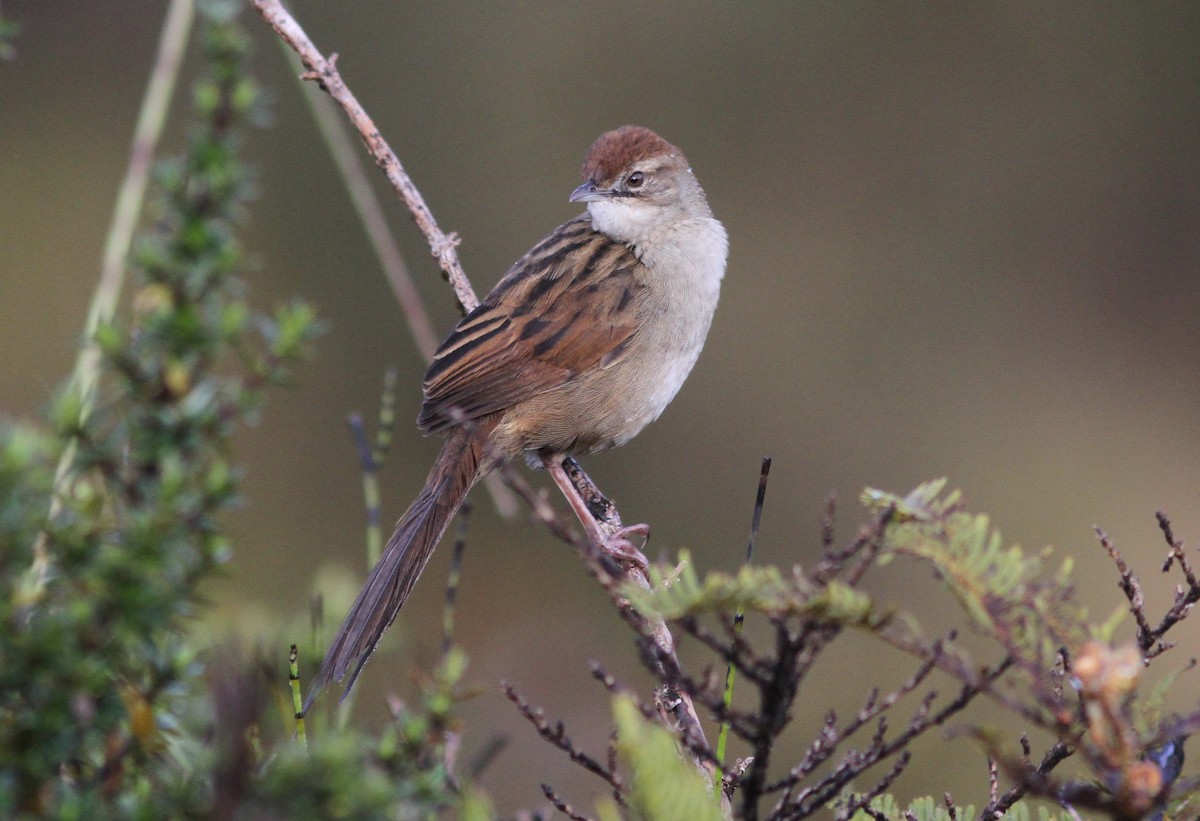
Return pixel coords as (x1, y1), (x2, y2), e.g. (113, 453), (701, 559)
(1096, 526), (1156, 654)
(979, 740), (1073, 820)
(503, 682), (625, 800)
(810, 506), (894, 587)
(441, 501), (471, 657)
(1157, 510), (1197, 586)
(541, 784), (593, 821)
(1148, 511), (1200, 656)
(588, 662), (660, 726)
(1098, 515), (1200, 660)
(680, 615), (770, 686)
(717, 458), (772, 788)
(767, 644), (943, 796)
(587, 660), (628, 697)
(820, 492), (838, 552)
(829, 752), (912, 821)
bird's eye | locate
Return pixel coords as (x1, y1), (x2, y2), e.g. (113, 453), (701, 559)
(626, 171), (645, 189)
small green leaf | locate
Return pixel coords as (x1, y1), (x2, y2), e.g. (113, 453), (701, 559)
(613, 695), (724, 821)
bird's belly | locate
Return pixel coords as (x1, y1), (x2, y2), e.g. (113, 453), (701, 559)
(499, 319), (709, 458)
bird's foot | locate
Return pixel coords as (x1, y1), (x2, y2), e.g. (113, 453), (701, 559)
(600, 523), (649, 569)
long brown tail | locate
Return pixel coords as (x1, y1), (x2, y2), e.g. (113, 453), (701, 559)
(306, 425), (490, 709)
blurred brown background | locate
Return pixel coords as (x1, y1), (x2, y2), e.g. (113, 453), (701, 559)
(3, 1), (1199, 813)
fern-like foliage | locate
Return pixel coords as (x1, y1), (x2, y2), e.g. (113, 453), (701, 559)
(864, 479), (1090, 678)
(628, 550), (875, 626)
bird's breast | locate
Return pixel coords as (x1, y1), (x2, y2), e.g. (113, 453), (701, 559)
(498, 216), (727, 457)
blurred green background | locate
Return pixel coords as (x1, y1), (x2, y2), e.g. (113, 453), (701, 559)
(3, 1), (1199, 812)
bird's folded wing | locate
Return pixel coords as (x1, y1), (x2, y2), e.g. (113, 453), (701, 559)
(418, 219), (643, 432)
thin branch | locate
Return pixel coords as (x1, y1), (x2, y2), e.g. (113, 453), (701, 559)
(249, 0), (477, 312)
(283, 49), (440, 361)
(1149, 511), (1200, 654)
(988, 756), (999, 804)
(502, 682), (624, 798)
(766, 646), (942, 794)
(541, 784), (594, 821)
(1157, 510), (1197, 586)
(830, 752), (911, 821)
(441, 501), (471, 656)
(1095, 526), (1156, 654)
(717, 458), (773, 788)
(679, 615), (770, 686)
(979, 740), (1073, 820)
(262, 1), (520, 520)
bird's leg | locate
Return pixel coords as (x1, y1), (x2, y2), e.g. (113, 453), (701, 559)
(561, 457), (620, 525)
(544, 456), (649, 569)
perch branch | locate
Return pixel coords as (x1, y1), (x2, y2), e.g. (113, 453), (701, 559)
(283, 54), (440, 360)
(256, 0), (517, 519)
(500, 464), (719, 787)
(250, 0), (477, 312)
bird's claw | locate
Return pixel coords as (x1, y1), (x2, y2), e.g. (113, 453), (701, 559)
(601, 523), (650, 569)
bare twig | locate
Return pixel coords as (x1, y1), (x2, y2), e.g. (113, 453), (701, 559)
(249, 0), (477, 312)
(282, 50), (440, 361)
(441, 501), (471, 656)
(278, 48), (518, 516)
(503, 681), (625, 799)
(1098, 516), (1200, 659)
(541, 784), (593, 821)
(680, 615), (770, 686)
(1096, 526), (1156, 654)
(831, 752), (911, 821)
(1157, 510), (1196, 586)
(820, 492), (837, 552)
(767, 646), (943, 796)
(1150, 511), (1200, 654)
(717, 458), (773, 789)
(979, 740), (1073, 820)
(943, 792), (959, 821)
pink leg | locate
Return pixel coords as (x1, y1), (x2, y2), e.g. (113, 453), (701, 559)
(544, 457), (649, 569)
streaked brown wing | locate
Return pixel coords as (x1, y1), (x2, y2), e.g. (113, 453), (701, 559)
(418, 216), (643, 433)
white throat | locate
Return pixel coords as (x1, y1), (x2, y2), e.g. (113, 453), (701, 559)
(586, 199), (666, 249)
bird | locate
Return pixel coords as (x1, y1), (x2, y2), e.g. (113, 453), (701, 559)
(307, 125), (728, 707)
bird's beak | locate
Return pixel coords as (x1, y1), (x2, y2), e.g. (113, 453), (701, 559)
(569, 180), (604, 203)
